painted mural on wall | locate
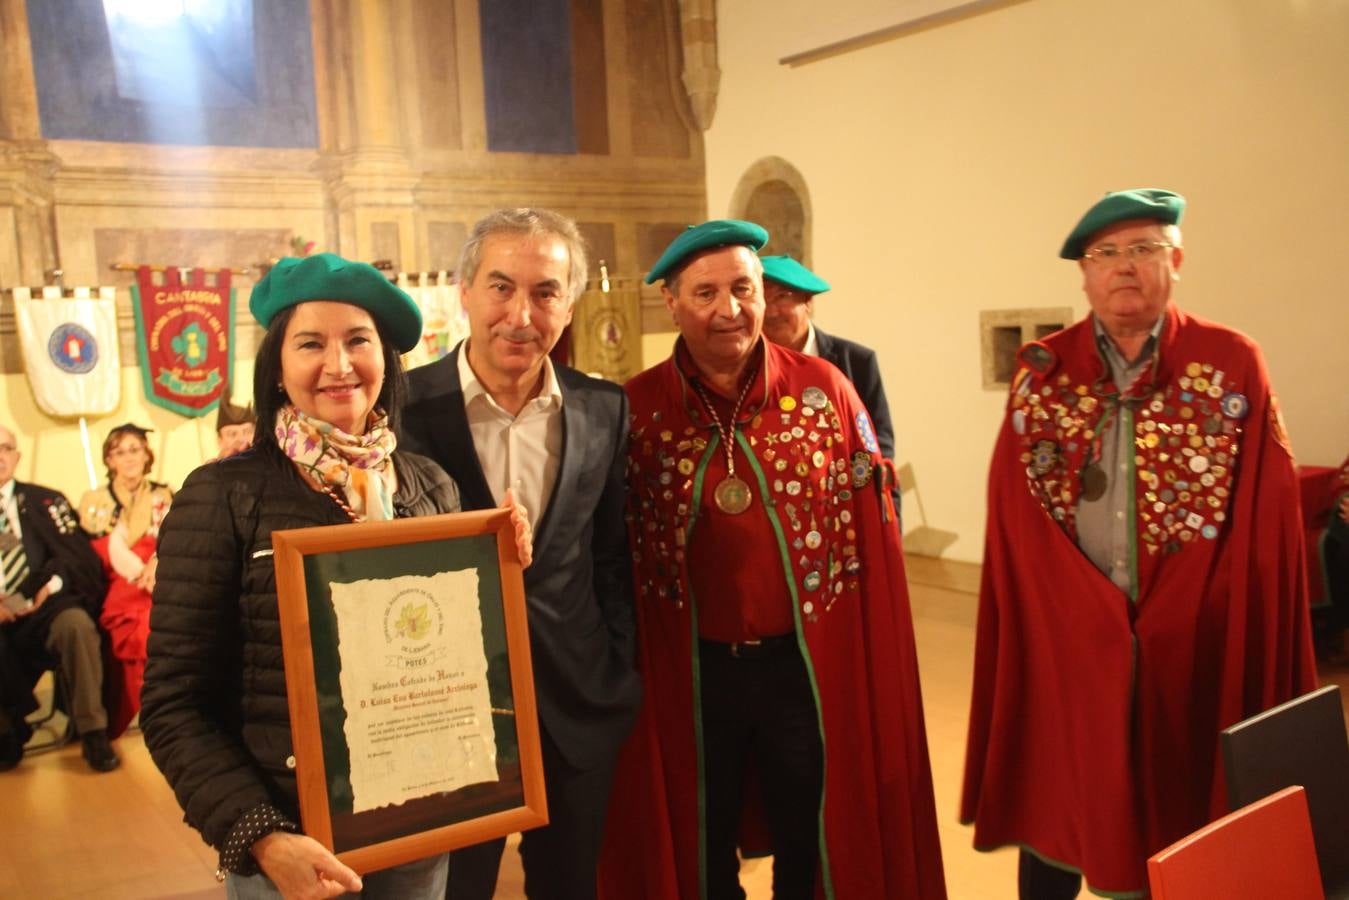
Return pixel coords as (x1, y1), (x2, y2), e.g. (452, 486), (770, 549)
(26, 0), (317, 148)
(479, 0), (609, 154)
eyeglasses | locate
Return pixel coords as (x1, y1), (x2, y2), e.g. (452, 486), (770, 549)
(1082, 241), (1174, 266)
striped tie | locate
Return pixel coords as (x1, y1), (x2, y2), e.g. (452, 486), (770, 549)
(0, 504), (30, 597)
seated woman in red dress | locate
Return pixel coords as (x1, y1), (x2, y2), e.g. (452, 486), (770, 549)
(78, 424), (173, 735)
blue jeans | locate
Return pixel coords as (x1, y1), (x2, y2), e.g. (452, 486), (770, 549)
(226, 852), (447, 899)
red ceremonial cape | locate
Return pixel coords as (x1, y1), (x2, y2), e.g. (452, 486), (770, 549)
(599, 339), (946, 900)
(1302, 454), (1349, 607)
(961, 304), (1317, 896)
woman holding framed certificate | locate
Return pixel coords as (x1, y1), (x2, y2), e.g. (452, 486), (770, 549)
(141, 254), (530, 900)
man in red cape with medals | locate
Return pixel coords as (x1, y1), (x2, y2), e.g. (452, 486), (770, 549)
(598, 220), (946, 899)
(960, 189), (1318, 898)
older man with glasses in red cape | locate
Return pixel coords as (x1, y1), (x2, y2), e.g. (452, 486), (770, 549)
(961, 188), (1317, 899)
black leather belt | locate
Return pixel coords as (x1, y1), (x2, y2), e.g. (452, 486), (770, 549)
(699, 633), (798, 660)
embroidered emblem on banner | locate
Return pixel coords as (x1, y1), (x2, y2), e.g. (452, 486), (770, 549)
(48, 323), (99, 374)
(131, 266), (235, 417)
(13, 286), (121, 417)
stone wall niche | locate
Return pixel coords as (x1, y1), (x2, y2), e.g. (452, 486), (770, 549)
(729, 156), (812, 265)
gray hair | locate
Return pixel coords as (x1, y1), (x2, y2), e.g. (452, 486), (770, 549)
(1162, 224), (1183, 248)
(457, 208), (589, 300)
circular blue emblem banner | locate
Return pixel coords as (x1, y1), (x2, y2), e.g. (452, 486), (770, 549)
(48, 323), (99, 374)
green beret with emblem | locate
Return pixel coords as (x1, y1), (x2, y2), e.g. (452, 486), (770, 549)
(249, 252), (423, 352)
(760, 255), (831, 295)
(645, 219), (769, 285)
(1059, 189), (1186, 260)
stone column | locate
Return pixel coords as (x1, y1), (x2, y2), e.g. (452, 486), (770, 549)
(310, 0), (419, 266)
(677, 0), (719, 132)
(0, 0), (59, 287)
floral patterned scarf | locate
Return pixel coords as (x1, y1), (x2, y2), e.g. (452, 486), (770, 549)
(275, 405), (397, 521)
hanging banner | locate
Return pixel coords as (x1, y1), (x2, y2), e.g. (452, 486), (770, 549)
(131, 266), (235, 417)
(12, 286), (122, 418)
(398, 272), (468, 369)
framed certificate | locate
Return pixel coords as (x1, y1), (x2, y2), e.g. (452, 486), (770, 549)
(272, 508), (546, 874)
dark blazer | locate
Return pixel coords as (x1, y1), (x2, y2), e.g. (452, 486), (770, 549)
(4, 481), (105, 649)
(0, 481), (105, 721)
(400, 348), (641, 771)
(815, 327), (895, 463)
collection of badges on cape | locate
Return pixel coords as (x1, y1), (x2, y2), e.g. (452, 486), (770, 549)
(1012, 358), (1249, 555)
(628, 386), (875, 623)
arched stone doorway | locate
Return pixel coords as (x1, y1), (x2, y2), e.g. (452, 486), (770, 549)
(729, 157), (812, 265)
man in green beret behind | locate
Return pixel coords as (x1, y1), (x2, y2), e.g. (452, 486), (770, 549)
(599, 220), (945, 899)
(760, 255), (896, 466)
(761, 255), (900, 516)
(961, 189), (1316, 898)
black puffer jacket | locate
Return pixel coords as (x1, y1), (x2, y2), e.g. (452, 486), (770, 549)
(140, 447), (460, 851)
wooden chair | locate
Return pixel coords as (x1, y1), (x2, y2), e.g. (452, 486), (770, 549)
(1222, 684), (1349, 898)
(1147, 785), (1323, 900)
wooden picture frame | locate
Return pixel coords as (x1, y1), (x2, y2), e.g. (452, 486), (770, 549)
(272, 508), (546, 874)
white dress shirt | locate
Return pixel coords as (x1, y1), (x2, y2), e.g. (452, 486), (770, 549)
(457, 343), (564, 530)
(801, 321), (820, 357)
(0, 480), (22, 539)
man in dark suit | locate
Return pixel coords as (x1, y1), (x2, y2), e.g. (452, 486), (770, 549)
(401, 208), (641, 900)
(761, 256), (899, 521)
(0, 424), (115, 772)
(760, 255), (896, 463)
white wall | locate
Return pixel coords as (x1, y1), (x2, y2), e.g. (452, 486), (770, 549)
(704, 0), (1349, 562)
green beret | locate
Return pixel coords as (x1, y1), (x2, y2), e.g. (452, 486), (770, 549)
(1059, 188), (1186, 260)
(249, 253), (423, 352)
(645, 219), (769, 285)
(760, 255), (831, 295)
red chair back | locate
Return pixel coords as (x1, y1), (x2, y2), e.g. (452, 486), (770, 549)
(1148, 785), (1324, 900)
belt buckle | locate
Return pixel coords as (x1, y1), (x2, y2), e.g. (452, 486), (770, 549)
(730, 639), (761, 658)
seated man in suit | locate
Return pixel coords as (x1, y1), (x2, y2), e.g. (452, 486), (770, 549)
(400, 208), (641, 900)
(0, 424), (115, 773)
(759, 255), (896, 464)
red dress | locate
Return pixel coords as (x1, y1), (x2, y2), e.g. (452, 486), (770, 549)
(81, 483), (172, 737)
(599, 339), (947, 900)
(961, 304), (1317, 895)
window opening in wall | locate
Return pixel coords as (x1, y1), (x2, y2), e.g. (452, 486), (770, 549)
(991, 326), (1022, 384)
(979, 307), (1074, 391)
(101, 0), (257, 109)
